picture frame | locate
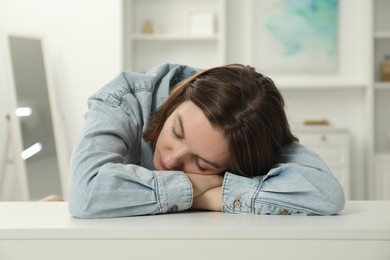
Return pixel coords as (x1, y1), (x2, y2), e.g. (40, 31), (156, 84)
(187, 10), (216, 36)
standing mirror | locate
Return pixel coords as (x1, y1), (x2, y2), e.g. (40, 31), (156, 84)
(8, 36), (63, 200)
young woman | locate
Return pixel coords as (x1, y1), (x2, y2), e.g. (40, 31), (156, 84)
(68, 63), (345, 218)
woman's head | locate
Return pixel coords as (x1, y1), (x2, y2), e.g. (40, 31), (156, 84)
(144, 64), (298, 177)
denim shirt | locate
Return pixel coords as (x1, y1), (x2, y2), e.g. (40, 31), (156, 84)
(68, 63), (345, 218)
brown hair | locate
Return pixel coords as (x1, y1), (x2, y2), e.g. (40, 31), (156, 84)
(144, 64), (298, 177)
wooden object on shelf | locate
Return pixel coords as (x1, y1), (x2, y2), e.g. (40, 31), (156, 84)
(380, 54), (390, 81)
(142, 20), (154, 34)
(303, 119), (330, 126)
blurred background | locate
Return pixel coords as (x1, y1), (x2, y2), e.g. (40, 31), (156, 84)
(0, 0), (389, 201)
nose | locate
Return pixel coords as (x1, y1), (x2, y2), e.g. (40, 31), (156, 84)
(164, 146), (189, 171)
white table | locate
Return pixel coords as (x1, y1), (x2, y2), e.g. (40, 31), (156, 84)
(1, 201), (389, 260)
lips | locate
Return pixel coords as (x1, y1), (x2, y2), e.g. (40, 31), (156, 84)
(160, 158), (170, 171)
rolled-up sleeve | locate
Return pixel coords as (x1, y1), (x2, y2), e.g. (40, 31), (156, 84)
(154, 170), (193, 213)
(69, 163), (193, 218)
(221, 143), (345, 216)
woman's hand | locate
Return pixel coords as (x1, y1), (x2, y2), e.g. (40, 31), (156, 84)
(190, 187), (222, 211)
(186, 173), (223, 197)
(186, 173), (223, 211)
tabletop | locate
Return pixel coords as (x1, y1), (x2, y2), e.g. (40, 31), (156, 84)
(0, 200), (389, 240)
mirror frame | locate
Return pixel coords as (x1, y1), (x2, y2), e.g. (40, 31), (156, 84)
(5, 34), (69, 200)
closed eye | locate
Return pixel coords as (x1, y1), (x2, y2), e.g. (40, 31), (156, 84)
(171, 126), (183, 139)
(193, 157), (207, 172)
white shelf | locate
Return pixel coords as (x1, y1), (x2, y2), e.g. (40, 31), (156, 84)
(375, 152), (390, 159)
(374, 82), (390, 89)
(374, 31), (390, 39)
(272, 76), (366, 90)
(130, 33), (219, 41)
(124, 0), (226, 72)
(293, 126), (349, 134)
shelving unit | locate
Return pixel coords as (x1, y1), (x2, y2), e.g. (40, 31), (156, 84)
(374, 154), (390, 199)
(371, 0), (390, 199)
(123, 0), (226, 73)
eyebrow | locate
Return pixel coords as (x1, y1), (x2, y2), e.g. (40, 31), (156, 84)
(177, 113), (222, 170)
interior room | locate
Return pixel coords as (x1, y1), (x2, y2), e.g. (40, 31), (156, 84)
(0, 0), (389, 259)
(1, 0), (389, 202)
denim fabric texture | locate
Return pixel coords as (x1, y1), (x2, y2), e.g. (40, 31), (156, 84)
(68, 63), (345, 218)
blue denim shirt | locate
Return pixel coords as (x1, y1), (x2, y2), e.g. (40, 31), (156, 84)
(68, 63), (345, 218)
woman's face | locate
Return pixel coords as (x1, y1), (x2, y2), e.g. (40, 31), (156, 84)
(153, 101), (230, 175)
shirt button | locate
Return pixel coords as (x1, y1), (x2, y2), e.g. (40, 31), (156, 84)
(280, 209), (290, 215)
(233, 198), (241, 209)
(168, 205), (178, 212)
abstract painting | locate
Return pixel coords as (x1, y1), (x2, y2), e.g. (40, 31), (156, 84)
(252, 0), (339, 73)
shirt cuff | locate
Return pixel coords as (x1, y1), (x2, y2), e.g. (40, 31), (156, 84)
(154, 171), (193, 213)
(221, 172), (263, 213)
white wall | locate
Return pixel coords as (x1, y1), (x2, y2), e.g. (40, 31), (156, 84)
(0, 0), (8, 160)
(0, 0), (21, 200)
(0, 0), (122, 153)
(0, 0), (122, 199)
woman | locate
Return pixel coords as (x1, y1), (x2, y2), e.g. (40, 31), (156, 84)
(68, 63), (345, 218)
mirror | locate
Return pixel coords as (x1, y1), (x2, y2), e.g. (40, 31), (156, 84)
(8, 36), (62, 200)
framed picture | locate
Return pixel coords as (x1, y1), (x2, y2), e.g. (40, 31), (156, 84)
(251, 0), (339, 73)
(187, 10), (216, 36)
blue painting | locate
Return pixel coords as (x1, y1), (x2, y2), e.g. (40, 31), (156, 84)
(253, 0), (339, 73)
